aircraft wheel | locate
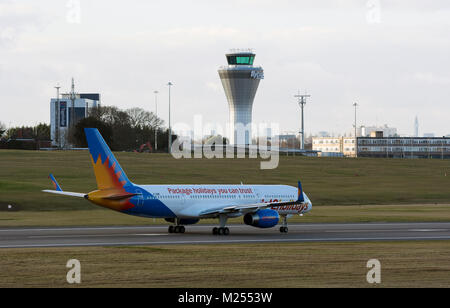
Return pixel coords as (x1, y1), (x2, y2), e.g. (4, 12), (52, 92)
(280, 227), (288, 233)
(168, 226), (174, 233)
(212, 227), (219, 235)
(180, 226), (185, 233)
(223, 227), (230, 236)
(218, 227), (224, 235)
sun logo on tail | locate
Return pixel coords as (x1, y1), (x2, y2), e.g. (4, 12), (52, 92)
(91, 154), (128, 190)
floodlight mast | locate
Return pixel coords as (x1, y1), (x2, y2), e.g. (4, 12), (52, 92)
(294, 91), (311, 150)
(54, 84), (61, 148)
(353, 102), (359, 138)
(167, 82), (173, 154)
(353, 102), (359, 158)
(154, 90), (159, 151)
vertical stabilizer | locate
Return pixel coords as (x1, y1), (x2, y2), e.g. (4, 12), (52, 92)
(84, 128), (132, 190)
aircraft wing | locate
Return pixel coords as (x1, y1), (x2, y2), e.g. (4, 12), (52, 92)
(199, 181), (307, 218)
(199, 200), (305, 218)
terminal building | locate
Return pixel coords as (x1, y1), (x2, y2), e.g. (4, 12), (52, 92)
(312, 137), (356, 157)
(357, 132), (450, 159)
(218, 49), (264, 145)
(50, 79), (100, 147)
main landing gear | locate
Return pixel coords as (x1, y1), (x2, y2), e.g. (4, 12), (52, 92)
(168, 218), (185, 234)
(212, 227), (229, 235)
(279, 215), (289, 233)
(168, 225), (185, 233)
(212, 214), (230, 236)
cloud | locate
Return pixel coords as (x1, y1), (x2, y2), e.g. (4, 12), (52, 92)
(0, 0), (47, 46)
(412, 72), (450, 85)
(0, 0), (449, 137)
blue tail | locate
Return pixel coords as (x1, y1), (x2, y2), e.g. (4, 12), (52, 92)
(297, 181), (305, 203)
(84, 128), (132, 190)
(48, 174), (62, 191)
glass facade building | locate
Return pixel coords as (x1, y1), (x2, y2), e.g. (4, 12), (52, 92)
(357, 137), (450, 159)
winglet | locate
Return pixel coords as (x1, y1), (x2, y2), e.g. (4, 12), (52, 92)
(297, 181), (305, 203)
(49, 174), (62, 192)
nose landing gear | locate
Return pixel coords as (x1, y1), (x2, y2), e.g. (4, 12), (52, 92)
(279, 215), (289, 233)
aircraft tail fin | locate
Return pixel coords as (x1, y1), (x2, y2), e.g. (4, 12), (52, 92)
(84, 128), (132, 190)
(297, 181), (305, 203)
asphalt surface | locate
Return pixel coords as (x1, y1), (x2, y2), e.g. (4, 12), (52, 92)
(1, 222), (450, 248)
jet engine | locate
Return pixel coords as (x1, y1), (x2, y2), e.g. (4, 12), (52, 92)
(244, 209), (279, 228)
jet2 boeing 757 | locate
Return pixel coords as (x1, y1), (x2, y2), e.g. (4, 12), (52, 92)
(43, 128), (312, 235)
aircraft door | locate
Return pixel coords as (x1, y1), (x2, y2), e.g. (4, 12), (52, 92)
(134, 189), (144, 206)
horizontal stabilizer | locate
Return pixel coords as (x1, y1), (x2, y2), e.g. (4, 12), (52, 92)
(42, 190), (87, 198)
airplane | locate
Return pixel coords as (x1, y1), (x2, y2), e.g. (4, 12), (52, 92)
(43, 128), (312, 235)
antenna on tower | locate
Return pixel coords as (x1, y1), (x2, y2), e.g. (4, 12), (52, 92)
(294, 90), (311, 150)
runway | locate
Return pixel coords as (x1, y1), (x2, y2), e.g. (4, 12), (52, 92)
(1, 222), (450, 248)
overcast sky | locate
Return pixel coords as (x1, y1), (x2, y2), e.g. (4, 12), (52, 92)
(1, 0), (449, 137)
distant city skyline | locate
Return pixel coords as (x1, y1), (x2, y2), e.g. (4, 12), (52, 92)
(1, 1), (449, 137)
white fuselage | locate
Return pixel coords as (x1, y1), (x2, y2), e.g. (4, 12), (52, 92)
(132, 184), (312, 219)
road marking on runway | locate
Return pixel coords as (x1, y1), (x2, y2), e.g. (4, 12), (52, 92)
(133, 234), (169, 236)
(408, 229), (448, 232)
(28, 234), (168, 239)
(325, 229), (401, 233)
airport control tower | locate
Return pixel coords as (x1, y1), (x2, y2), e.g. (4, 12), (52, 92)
(218, 50), (264, 145)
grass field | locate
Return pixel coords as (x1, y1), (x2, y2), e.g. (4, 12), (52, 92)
(1, 150), (450, 288)
(1, 149), (449, 211)
(1, 241), (449, 287)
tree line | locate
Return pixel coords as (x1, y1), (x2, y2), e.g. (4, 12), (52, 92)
(0, 122), (51, 150)
(0, 106), (174, 152)
(1, 123), (50, 141)
(68, 106), (174, 152)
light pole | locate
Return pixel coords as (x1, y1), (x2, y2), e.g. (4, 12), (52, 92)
(294, 91), (311, 150)
(54, 83), (61, 148)
(154, 90), (159, 152)
(70, 78), (76, 129)
(167, 82), (173, 154)
(353, 102), (358, 157)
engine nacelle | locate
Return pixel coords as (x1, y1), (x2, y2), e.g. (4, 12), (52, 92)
(244, 209), (279, 228)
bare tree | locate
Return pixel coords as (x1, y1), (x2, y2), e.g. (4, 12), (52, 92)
(0, 122), (6, 138)
(126, 107), (163, 129)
